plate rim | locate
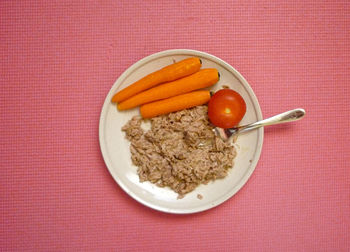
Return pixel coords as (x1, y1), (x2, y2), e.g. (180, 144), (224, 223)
(99, 49), (264, 214)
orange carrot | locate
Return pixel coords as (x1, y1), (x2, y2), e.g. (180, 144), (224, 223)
(111, 57), (202, 103)
(140, 90), (211, 118)
(117, 68), (219, 111)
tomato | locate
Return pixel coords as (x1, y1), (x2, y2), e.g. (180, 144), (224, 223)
(208, 89), (246, 128)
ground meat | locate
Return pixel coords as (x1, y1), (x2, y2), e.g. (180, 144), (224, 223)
(122, 105), (236, 198)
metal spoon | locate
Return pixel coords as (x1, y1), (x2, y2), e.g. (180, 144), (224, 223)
(215, 108), (306, 141)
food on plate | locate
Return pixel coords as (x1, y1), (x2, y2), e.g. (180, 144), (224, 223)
(208, 89), (246, 128)
(117, 68), (219, 111)
(111, 57), (202, 103)
(140, 90), (211, 119)
(122, 105), (236, 198)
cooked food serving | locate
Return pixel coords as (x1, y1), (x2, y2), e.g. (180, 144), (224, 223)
(122, 105), (237, 198)
(117, 68), (219, 111)
(114, 57), (248, 198)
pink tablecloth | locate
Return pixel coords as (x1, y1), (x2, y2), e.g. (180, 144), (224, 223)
(1, 1), (349, 251)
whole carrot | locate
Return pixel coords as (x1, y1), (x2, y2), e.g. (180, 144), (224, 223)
(117, 68), (219, 111)
(140, 90), (211, 118)
(111, 57), (202, 103)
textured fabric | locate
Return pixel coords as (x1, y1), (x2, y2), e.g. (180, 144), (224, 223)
(1, 1), (349, 251)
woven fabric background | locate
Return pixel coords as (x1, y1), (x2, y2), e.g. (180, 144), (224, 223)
(1, 1), (349, 251)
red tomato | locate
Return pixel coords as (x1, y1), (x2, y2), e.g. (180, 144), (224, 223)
(208, 89), (246, 128)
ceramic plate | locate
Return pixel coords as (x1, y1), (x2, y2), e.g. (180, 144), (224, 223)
(99, 49), (263, 214)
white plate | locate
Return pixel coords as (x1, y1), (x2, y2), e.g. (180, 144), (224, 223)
(99, 49), (263, 214)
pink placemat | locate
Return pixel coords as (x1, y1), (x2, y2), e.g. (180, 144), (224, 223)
(1, 1), (349, 251)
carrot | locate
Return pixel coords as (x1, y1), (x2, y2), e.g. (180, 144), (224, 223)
(140, 90), (211, 118)
(117, 68), (219, 111)
(111, 57), (202, 103)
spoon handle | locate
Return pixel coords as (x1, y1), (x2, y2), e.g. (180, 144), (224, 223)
(236, 108), (306, 134)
